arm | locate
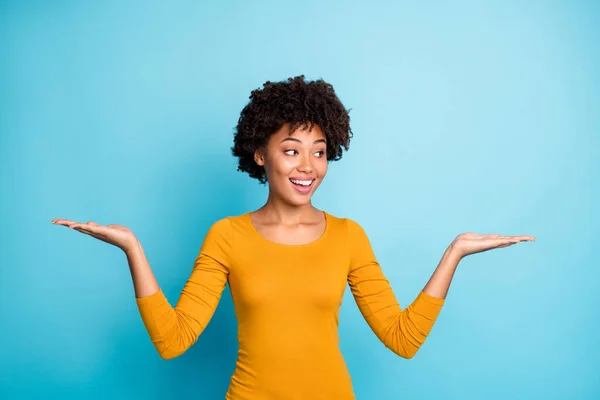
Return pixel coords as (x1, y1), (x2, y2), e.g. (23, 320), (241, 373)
(422, 244), (461, 300)
(346, 219), (452, 359)
(131, 218), (232, 360)
(125, 240), (160, 298)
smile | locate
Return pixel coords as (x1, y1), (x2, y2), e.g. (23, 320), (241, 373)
(289, 178), (314, 194)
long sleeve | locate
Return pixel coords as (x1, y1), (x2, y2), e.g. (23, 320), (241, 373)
(135, 217), (232, 360)
(346, 218), (445, 359)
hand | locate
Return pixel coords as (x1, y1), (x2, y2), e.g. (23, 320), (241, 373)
(450, 232), (536, 259)
(51, 218), (139, 254)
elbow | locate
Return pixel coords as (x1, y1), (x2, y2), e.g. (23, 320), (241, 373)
(390, 309), (435, 359)
(153, 337), (187, 360)
(151, 313), (198, 360)
(157, 347), (185, 360)
(159, 352), (179, 361)
(385, 341), (419, 359)
(382, 325), (424, 359)
(399, 347), (418, 359)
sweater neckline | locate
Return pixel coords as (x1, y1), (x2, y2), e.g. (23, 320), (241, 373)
(245, 211), (330, 248)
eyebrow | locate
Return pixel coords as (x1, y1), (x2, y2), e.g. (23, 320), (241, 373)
(280, 137), (327, 145)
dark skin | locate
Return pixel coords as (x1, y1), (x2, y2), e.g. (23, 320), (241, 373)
(250, 121), (329, 245)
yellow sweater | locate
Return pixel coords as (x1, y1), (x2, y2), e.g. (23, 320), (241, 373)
(136, 211), (445, 399)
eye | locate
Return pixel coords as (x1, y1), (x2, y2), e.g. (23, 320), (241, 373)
(284, 149), (326, 157)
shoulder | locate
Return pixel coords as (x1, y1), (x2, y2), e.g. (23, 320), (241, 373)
(203, 215), (240, 245)
(325, 211), (360, 227)
(208, 216), (233, 233)
(205, 212), (251, 241)
(209, 212), (248, 230)
(326, 214), (375, 265)
(198, 217), (236, 265)
(324, 211), (366, 236)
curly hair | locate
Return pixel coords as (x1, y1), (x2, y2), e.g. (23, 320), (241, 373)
(231, 75), (353, 185)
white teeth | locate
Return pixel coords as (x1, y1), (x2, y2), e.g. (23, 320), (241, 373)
(290, 179), (313, 186)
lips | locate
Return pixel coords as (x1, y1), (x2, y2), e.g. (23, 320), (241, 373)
(289, 178), (314, 194)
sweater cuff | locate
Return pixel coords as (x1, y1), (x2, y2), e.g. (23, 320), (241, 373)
(418, 291), (445, 305)
(135, 288), (167, 306)
(411, 291), (445, 317)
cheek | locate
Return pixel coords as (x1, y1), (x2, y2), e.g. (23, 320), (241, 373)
(272, 157), (296, 172)
(317, 159), (328, 175)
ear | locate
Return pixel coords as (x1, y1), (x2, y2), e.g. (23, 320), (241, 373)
(254, 148), (265, 167)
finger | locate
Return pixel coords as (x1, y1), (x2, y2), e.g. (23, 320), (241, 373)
(66, 221), (84, 229)
(73, 223), (104, 234)
(52, 219), (74, 226)
(496, 236), (523, 243)
(495, 238), (519, 247)
(497, 237), (529, 248)
(72, 225), (105, 240)
(72, 223), (106, 236)
(61, 221), (83, 229)
(87, 221), (101, 226)
(510, 235), (536, 242)
(497, 242), (518, 248)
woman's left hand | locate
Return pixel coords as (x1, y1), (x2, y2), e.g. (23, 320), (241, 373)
(450, 232), (536, 259)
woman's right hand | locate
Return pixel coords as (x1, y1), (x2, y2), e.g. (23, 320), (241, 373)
(51, 219), (139, 254)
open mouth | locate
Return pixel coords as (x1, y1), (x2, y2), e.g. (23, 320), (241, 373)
(289, 178), (315, 193)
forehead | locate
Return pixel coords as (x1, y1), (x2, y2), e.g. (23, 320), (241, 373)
(270, 122), (326, 143)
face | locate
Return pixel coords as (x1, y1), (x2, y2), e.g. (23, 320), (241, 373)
(254, 122), (328, 206)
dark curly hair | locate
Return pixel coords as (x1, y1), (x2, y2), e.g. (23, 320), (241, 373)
(231, 75), (353, 185)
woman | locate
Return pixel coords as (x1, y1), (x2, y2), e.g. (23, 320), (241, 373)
(52, 75), (535, 399)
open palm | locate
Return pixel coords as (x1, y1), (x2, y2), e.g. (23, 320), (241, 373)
(452, 232), (536, 258)
(51, 219), (138, 253)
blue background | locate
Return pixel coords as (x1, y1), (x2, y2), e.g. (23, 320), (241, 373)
(1, 0), (598, 399)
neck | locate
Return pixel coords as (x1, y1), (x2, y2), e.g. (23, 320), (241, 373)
(255, 192), (319, 225)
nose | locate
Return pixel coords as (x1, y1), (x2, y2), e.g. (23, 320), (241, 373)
(298, 154), (313, 174)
